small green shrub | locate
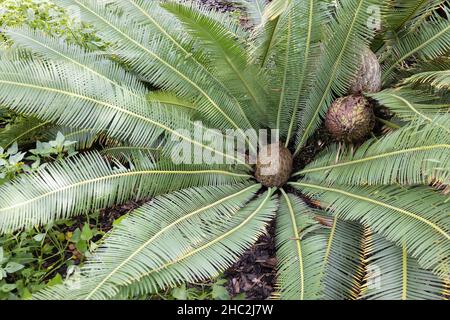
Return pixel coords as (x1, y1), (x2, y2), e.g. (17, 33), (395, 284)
(0, 0), (101, 47)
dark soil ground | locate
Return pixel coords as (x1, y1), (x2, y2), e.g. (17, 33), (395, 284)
(198, 0), (236, 12)
(224, 221), (277, 299)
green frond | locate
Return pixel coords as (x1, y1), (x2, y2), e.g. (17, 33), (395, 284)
(369, 89), (450, 130)
(34, 186), (277, 300)
(251, 13), (282, 67)
(290, 182), (450, 278)
(403, 70), (450, 90)
(0, 59), (163, 146)
(412, 56), (450, 73)
(264, 0), (291, 21)
(106, 0), (256, 130)
(162, 1), (268, 127)
(382, 16), (450, 84)
(0, 59), (246, 165)
(0, 117), (50, 149)
(362, 234), (447, 300)
(295, 120), (450, 186)
(4, 26), (148, 96)
(54, 0), (254, 133)
(107, 0), (195, 53)
(320, 216), (367, 300)
(146, 91), (196, 113)
(294, 0), (382, 155)
(274, 190), (326, 300)
(383, 0), (448, 32)
(116, 0), (248, 46)
(269, 0), (322, 144)
(112, 0), (245, 77)
(0, 151), (251, 233)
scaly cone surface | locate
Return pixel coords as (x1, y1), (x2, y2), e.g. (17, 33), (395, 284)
(349, 48), (382, 94)
(325, 95), (375, 143)
(255, 143), (293, 187)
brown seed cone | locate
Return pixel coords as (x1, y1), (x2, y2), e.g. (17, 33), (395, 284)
(325, 95), (375, 143)
(255, 143), (293, 187)
(349, 48), (382, 94)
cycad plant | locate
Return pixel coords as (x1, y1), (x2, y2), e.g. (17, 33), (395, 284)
(0, 0), (449, 300)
